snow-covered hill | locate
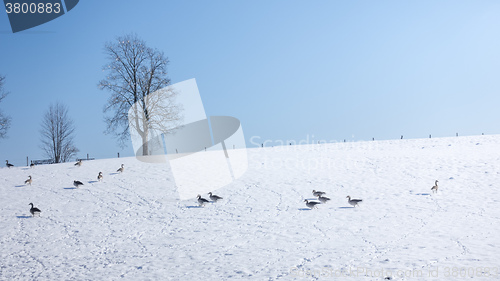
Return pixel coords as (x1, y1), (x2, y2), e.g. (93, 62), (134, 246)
(1, 135), (500, 280)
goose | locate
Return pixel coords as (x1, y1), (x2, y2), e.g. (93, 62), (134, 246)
(318, 195), (331, 204)
(312, 190), (326, 197)
(97, 172), (103, 182)
(117, 164), (124, 173)
(304, 199), (321, 209)
(24, 175), (32, 186)
(29, 203), (41, 217)
(197, 194), (210, 207)
(346, 196), (362, 207)
(5, 160), (14, 168)
(73, 180), (84, 188)
(208, 192), (223, 202)
(74, 159), (82, 167)
(431, 180), (439, 193)
(30, 161), (35, 168)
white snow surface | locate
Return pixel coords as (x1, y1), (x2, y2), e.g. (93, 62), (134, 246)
(1, 135), (500, 280)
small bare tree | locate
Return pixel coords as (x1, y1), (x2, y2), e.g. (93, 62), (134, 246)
(0, 75), (12, 139)
(99, 33), (182, 156)
(40, 102), (79, 163)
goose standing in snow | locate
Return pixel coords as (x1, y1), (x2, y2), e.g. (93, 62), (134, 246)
(24, 175), (32, 186)
(116, 164), (124, 173)
(346, 196), (363, 207)
(208, 192), (223, 202)
(318, 195), (331, 204)
(431, 180), (439, 193)
(5, 160), (13, 168)
(30, 161), (35, 168)
(304, 199), (321, 209)
(97, 172), (103, 182)
(74, 159), (82, 167)
(312, 190), (326, 197)
(29, 203), (41, 217)
(73, 180), (84, 188)
(197, 194), (210, 207)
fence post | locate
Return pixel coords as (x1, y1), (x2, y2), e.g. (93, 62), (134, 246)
(26, 156), (28, 166)
(118, 152), (120, 158)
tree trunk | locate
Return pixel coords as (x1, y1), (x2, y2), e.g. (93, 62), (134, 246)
(142, 134), (149, 156)
(142, 125), (149, 156)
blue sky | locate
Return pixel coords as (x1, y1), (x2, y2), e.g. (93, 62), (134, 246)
(1, 0), (500, 166)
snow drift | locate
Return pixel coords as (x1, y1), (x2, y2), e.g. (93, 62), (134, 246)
(1, 135), (499, 280)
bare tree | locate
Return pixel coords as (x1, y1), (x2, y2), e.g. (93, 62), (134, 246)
(0, 75), (11, 139)
(40, 102), (79, 163)
(99, 33), (182, 156)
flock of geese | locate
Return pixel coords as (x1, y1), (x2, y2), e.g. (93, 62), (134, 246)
(14, 159), (126, 217)
(304, 190), (362, 209)
(304, 180), (439, 210)
(195, 189), (368, 209)
(7, 158), (440, 215)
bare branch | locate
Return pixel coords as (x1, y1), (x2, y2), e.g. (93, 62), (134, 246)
(0, 75), (12, 139)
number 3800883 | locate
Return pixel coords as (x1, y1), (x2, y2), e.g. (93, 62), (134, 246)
(5, 2), (61, 14)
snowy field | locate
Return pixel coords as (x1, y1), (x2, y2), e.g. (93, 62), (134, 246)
(1, 135), (500, 280)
